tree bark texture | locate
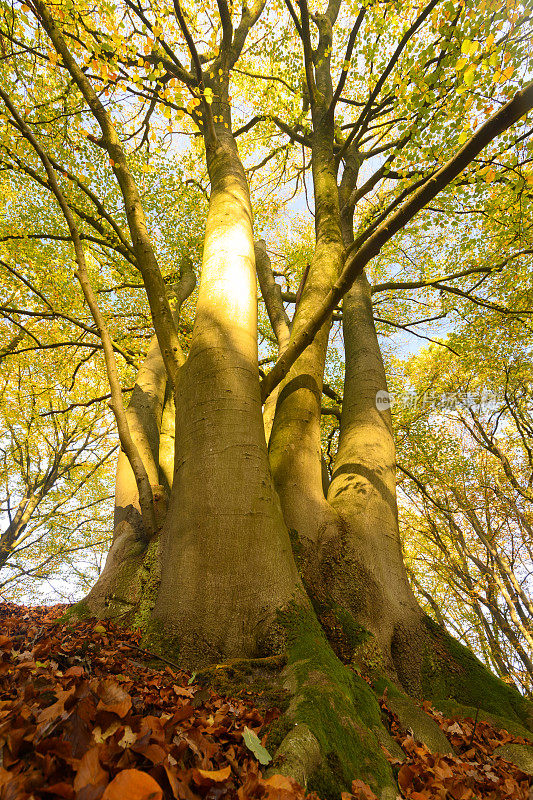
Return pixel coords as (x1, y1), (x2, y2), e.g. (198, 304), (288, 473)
(148, 131), (304, 665)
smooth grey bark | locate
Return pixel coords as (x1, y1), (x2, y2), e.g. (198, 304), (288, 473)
(148, 131), (304, 665)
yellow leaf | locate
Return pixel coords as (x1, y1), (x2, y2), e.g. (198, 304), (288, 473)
(463, 66), (475, 87)
(485, 169), (496, 182)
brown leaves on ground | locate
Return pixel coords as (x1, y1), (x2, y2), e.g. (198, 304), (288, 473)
(0, 603), (531, 800)
(0, 603), (283, 800)
(379, 696), (532, 799)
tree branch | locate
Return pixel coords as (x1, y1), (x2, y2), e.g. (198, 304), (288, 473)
(0, 85), (158, 538)
(260, 80), (533, 401)
(31, 0), (183, 388)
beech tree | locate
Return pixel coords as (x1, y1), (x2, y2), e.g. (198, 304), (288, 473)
(1, 0), (532, 795)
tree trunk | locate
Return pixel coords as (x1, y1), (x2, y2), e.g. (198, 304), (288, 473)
(146, 131), (304, 666)
(268, 131), (345, 578)
(328, 273), (424, 680)
(82, 334), (167, 617)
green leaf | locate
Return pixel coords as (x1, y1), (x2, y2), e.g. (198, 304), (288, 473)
(242, 726), (272, 765)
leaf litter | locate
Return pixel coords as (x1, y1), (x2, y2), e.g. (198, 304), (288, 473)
(0, 603), (531, 800)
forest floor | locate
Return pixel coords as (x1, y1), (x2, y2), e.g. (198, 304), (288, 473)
(0, 603), (531, 800)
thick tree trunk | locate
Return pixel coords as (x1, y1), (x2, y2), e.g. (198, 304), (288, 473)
(328, 273), (423, 679)
(255, 239), (291, 443)
(158, 386), (175, 496)
(268, 131), (344, 558)
(146, 132), (303, 666)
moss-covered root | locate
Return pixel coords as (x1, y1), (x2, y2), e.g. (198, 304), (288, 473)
(369, 676), (453, 755)
(272, 606), (399, 800)
(267, 724), (322, 787)
(419, 617), (533, 735)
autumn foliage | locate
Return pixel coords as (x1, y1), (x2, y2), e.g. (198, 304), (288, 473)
(0, 604), (530, 800)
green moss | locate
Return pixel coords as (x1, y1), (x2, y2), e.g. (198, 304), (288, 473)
(306, 595), (371, 664)
(353, 636), (386, 680)
(56, 599), (93, 624)
(308, 753), (345, 800)
(265, 715), (294, 752)
(206, 667), (291, 712)
(288, 528), (304, 567)
(278, 604), (396, 797)
(132, 537), (161, 629)
(141, 615), (181, 663)
(422, 617), (533, 733)
(333, 606), (370, 650)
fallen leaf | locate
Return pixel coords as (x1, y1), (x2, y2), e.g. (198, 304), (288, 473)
(351, 778), (379, 800)
(73, 746), (108, 793)
(193, 765), (232, 782)
(65, 666), (85, 677)
(101, 769), (162, 800)
(243, 725), (272, 765)
(96, 679), (132, 717)
(118, 725), (137, 748)
(173, 684), (194, 698)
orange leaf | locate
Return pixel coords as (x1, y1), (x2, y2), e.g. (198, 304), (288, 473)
(263, 774), (306, 800)
(102, 769), (163, 800)
(398, 764), (416, 792)
(194, 765), (231, 782)
(96, 679), (132, 717)
(173, 684), (194, 698)
(73, 746), (108, 793)
(64, 665), (84, 677)
(351, 779), (379, 800)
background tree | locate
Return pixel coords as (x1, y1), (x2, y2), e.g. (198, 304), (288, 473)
(0, 357), (116, 601)
(393, 314), (533, 696)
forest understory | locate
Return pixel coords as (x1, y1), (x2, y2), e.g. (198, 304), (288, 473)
(0, 604), (531, 800)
